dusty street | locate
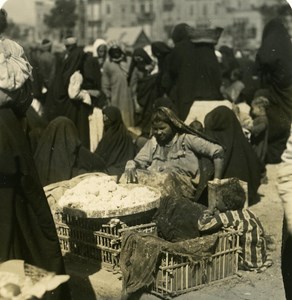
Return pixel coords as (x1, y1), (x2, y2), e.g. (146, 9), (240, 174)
(65, 164), (286, 300)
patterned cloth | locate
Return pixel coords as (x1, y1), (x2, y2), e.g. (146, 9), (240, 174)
(198, 208), (272, 271)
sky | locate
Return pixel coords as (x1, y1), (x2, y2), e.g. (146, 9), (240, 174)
(0, 0), (292, 26)
(2, 0), (36, 25)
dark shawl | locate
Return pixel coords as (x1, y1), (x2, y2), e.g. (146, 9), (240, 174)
(129, 47), (160, 136)
(164, 39), (223, 120)
(151, 41), (172, 96)
(255, 18), (292, 163)
(95, 106), (136, 176)
(120, 230), (218, 295)
(171, 23), (191, 45)
(204, 106), (262, 205)
(45, 47), (96, 148)
(219, 45), (240, 82)
(34, 116), (104, 186)
(0, 108), (70, 299)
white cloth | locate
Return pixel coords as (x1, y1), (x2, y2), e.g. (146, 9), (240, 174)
(0, 38), (33, 91)
(277, 123), (292, 234)
(88, 107), (104, 153)
(184, 100), (233, 125)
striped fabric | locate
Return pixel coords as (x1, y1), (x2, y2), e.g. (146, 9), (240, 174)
(198, 209), (272, 271)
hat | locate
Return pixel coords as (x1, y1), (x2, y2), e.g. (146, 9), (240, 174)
(64, 36), (77, 46)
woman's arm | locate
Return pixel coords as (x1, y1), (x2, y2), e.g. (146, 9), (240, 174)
(186, 135), (224, 179)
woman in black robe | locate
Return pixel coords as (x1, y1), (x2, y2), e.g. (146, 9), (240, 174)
(45, 41), (104, 149)
(34, 116), (105, 187)
(163, 23), (223, 120)
(0, 104), (70, 299)
(255, 18), (292, 163)
(204, 106), (262, 205)
(95, 106), (136, 177)
(129, 47), (160, 137)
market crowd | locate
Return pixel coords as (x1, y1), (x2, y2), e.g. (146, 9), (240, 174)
(1, 5), (292, 300)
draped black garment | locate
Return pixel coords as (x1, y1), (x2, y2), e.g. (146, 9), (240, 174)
(255, 18), (292, 163)
(0, 109), (70, 299)
(204, 106), (262, 205)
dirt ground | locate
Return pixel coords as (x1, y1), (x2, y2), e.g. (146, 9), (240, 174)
(65, 164), (286, 300)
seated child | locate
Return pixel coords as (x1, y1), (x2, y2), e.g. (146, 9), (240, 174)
(198, 178), (272, 271)
(0, 9), (33, 109)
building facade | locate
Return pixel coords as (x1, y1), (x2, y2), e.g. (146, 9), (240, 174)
(35, 0), (288, 48)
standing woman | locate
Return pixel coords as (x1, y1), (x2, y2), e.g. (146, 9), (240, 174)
(255, 18), (292, 163)
(102, 41), (134, 128)
(0, 9), (70, 299)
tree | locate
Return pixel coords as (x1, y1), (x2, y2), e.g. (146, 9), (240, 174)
(44, 0), (77, 40)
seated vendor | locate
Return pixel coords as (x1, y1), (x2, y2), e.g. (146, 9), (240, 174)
(198, 178), (272, 271)
(125, 106), (224, 201)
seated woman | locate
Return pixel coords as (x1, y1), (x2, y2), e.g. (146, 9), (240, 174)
(34, 116), (105, 186)
(95, 106), (137, 177)
(125, 106), (224, 202)
(204, 106), (262, 205)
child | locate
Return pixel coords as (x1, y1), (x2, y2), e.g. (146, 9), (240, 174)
(250, 96), (269, 166)
(0, 9), (33, 110)
(198, 178), (272, 271)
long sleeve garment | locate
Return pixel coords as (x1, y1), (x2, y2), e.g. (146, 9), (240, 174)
(134, 133), (223, 180)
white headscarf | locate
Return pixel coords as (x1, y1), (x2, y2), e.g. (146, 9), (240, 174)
(92, 39), (107, 57)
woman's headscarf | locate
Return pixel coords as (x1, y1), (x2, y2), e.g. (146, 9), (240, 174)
(92, 38), (107, 58)
(151, 41), (172, 59)
(256, 18), (292, 89)
(204, 106), (262, 204)
(128, 47), (155, 83)
(153, 106), (218, 143)
(95, 106), (136, 175)
(171, 23), (191, 45)
(107, 40), (126, 63)
(34, 117), (81, 186)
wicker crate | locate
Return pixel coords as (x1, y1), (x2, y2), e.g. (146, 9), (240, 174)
(54, 211), (157, 269)
(95, 222), (157, 269)
(152, 230), (240, 298)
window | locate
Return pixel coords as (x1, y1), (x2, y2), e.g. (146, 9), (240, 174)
(203, 4), (208, 16)
(106, 4), (111, 15)
(131, 4), (135, 13)
(190, 5), (194, 16)
(87, 4), (101, 21)
(140, 4), (145, 13)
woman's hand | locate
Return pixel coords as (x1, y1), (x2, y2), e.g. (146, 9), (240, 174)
(125, 160), (138, 183)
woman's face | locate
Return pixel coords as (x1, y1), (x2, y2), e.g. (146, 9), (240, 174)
(97, 45), (107, 58)
(152, 121), (175, 146)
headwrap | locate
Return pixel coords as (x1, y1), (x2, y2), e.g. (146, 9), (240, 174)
(171, 23), (191, 44)
(107, 40), (125, 63)
(39, 39), (52, 51)
(151, 41), (171, 59)
(132, 47), (153, 65)
(153, 106), (219, 144)
(64, 36), (77, 46)
(95, 106), (136, 175)
(92, 38), (107, 57)
(34, 117), (82, 186)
